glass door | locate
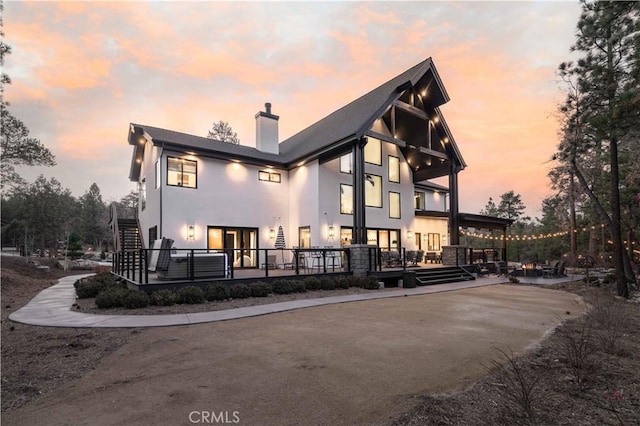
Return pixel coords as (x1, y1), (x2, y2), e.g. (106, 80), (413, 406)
(208, 227), (258, 268)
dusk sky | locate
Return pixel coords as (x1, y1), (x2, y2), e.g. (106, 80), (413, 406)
(4, 1), (582, 218)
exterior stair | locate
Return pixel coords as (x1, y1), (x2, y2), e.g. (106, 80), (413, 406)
(415, 266), (475, 286)
(117, 219), (142, 252)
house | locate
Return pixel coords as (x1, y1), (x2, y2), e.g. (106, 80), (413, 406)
(125, 58), (509, 272)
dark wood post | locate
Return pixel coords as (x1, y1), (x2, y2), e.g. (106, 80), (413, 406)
(448, 163), (460, 245)
(353, 138), (367, 244)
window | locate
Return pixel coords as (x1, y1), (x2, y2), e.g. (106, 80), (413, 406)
(389, 192), (401, 219)
(340, 153), (352, 174)
(148, 226), (158, 243)
(364, 137), (382, 165)
(414, 191), (425, 210)
(139, 178), (146, 210)
(340, 184), (353, 214)
(155, 160), (160, 189)
(258, 170), (281, 183)
(299, 226), (311, 248)
(388, 156), (400, 183)
(427, 233), (441, 251)
(167, 157), (197, 188)
(365, 174), (382, 207)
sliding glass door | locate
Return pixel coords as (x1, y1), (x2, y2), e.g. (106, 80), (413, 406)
(208, 226), (258, 268)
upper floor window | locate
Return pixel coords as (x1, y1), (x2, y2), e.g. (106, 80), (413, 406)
(340, 184), (353, 215)
(414, 191), (425, 210)
(388, 156), (400, 183)
(258, 170), (281, 183)
(389, 191), (401, 219)
(365, 174), (382, 207)
(167, 157), (197, 188)
(364, 137), (381, 165)
(340, 153), (352, 174)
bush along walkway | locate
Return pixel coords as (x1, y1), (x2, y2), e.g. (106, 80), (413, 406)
(9, 273), (508, 328)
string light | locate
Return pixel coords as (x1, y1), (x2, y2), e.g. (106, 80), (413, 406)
(459, 222), (622, 242)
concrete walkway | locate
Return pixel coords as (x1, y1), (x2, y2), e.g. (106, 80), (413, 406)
(8, 273), (578, 328)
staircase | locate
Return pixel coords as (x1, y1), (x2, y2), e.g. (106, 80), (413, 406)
(415, 266), (475, 286)
(117, 219), (142, 252)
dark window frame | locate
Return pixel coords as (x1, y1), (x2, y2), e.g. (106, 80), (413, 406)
(167, 156), (197, 188)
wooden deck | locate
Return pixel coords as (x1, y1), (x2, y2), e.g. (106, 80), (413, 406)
(118, 261), (448, 292)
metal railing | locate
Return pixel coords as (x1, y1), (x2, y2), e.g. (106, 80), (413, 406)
(112, 246), (352, 284)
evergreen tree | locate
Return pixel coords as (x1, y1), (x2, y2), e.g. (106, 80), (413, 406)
(557, 0), (639, 297)
(0, 7), (56, 191)
(79, 183), (109, 249)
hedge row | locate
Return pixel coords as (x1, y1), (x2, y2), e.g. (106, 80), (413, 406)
(75, 274), (380, 310)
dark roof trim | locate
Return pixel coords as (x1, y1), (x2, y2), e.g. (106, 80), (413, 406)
(458, 213), (514, 230)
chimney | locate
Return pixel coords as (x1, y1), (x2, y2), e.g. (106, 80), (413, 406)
(255, 102), (279, 154)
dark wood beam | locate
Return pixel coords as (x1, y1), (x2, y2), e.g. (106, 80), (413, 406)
(448, 163), (460, 245)
(366, 131), (406, 148)
(352, 138), (367, 244)
(417, 146), (448, 160)
(393, 100), (429, 121)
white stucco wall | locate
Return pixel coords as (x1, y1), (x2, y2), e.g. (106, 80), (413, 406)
(152, 151), (288, 251)
(288, 160), (319, 247)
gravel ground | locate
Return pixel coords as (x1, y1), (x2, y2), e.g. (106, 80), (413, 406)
(3, 256), (639, 426)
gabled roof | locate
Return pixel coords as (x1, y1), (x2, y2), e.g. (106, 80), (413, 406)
(278, 58), (445, 160)
(129, 57), (464, 180)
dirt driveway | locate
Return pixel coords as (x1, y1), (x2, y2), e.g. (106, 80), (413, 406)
(4, 284), (585, 426)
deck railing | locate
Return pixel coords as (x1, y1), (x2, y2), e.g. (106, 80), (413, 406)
(112, 246), (352, 284)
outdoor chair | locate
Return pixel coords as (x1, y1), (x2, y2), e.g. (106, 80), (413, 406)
(406, 250), (417, 266)
(380, 251), (392, 267)
(261, 254), (277, 270)
(425, 252), (437, 263)
(389, 250), (401, 267)
(415, 250), (424, 264)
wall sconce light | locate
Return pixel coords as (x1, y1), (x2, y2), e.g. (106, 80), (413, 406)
(423, 234), (428, 241)
(269, 228), (275, 240)
(187, 225), (195, 240)
(328, 226), (335, 240)
(407, 230), (413, 239)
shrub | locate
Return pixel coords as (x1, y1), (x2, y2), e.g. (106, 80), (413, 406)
(303, 277), (321, 291)
(601, 273), (615, 285)
(121, 289), (150, 309)
(95, 288), (127, 309)
(290, 280), (307, 293)
(75, 281), (103, 298)
(176, 286), (205, 304)
(334, 277), (350, 289)
(75, 272), (125, 298)
(250, 282), (272, 297)
(320, 278), (336, 291)
(230, 284), (251, 299)
(508, 276), (520, 283)
(345, 276), (363, 288)
(150, 289), (178, 306)
(272, 280), (293, 294)
(559, 318), (597, 390)
(205, 283), (230, 301)
(361, 276), (380, 290)
(488, 348), (544, 421)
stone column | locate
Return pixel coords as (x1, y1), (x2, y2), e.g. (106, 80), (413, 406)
(442, 245), (468, 266)
(347, 244), (377, 277)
